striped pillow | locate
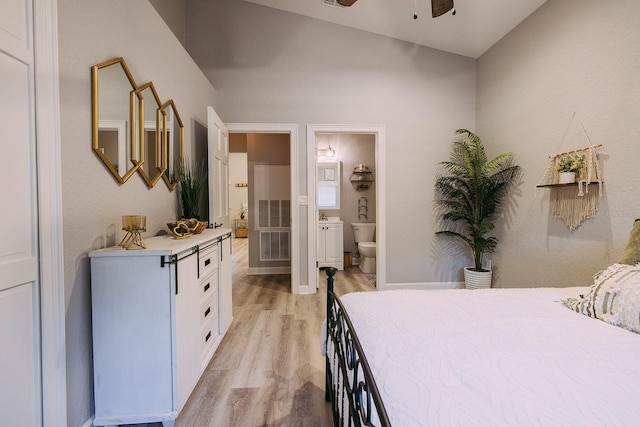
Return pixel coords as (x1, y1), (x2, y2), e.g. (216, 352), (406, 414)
(601, 275), (640, 334)
(561, 263), (640, 320)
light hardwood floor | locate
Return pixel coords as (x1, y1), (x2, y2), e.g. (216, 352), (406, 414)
(171, 237), (375, 427)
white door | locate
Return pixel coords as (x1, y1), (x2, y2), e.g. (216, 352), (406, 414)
(207, 107), (230, 228)
(0, 1), (42, 425)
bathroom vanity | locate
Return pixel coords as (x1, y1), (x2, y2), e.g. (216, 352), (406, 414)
(318, 219), (344, 270)
(89, 228), (232, 427)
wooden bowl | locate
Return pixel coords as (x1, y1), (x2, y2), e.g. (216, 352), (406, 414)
(167, 219), (208, 236)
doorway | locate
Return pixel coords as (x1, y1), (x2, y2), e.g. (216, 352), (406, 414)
(226, 123), (301, 294)
(307, 125), (386, 291)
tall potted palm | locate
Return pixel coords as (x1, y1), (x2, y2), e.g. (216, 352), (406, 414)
(434, 129), (521, 289)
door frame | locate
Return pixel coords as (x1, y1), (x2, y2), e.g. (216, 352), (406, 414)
(225, 123), (301, 294)
(35, 0), (67, 424)
(307, 124), (386, 292)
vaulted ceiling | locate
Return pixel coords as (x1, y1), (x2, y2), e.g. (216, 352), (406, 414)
(244, 0), (548, 58)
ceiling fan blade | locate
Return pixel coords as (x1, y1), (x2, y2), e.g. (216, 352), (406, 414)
(337, 0), (358, 6)
(432, 0), (454, 17)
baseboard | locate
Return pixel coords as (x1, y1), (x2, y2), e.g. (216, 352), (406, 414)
(384, 281), (464, 290)
(247, 266), (292, 275)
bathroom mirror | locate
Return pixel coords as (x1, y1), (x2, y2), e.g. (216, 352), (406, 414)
(160, 100), (184, 191)
(91, 57), (140, 184)
(134, 82), (165, 187)
(317, 161), (341, 209)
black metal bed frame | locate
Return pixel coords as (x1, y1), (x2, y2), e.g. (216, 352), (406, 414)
(323, 267), (391, 427)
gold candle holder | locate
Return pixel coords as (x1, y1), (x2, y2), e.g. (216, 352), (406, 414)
(120, 215), (147, 250)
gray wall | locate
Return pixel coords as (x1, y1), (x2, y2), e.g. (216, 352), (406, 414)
(477, 0), (640, 287)
(57, 0), (217, 425)
(185, 0), (477, 286)
(149, 0), (187, 47)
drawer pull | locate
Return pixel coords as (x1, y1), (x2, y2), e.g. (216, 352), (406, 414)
(204, 258), (211, 266)
(205, 307), (211, 317)
(205, 331), (212, 342)
(204, 283), (210, 292)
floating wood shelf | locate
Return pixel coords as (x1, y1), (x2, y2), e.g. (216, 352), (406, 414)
(536, 181), (603, 188)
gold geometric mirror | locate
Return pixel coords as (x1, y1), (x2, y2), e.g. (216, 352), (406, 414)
(160, 100), (184, 191)
(134, 82), (165, 188)
(91, 57), (140, 184)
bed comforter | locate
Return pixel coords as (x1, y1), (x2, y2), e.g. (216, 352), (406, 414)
(337, 287), (640, 426)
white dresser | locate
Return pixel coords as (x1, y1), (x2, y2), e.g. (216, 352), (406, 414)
(89, 228), (233, 427)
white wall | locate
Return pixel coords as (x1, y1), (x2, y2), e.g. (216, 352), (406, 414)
(477, 0), (640, 287)
(185, 0), (477, 286)
(57, 0), (217, 425)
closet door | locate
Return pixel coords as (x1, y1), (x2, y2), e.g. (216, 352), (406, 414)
(0, 0), (42, 425)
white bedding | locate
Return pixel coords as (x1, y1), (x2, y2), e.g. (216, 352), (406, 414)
(337, 287), (640, 427)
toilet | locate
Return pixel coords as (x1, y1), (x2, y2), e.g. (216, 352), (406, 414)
(351, 223), (376, 274)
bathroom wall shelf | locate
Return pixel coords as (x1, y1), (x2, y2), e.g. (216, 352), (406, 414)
(350, 164), (374, 191)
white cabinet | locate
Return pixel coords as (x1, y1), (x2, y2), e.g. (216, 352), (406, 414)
(89, 229), (232, 427)
(318, 221), (344, 270)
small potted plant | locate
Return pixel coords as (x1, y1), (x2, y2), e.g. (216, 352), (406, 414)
(556, 156), (584, 184)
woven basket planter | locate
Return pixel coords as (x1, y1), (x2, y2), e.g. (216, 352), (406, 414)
(464, 267), (492, 290)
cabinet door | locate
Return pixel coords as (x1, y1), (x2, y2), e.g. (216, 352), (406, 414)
(91, 257), (174, 423)
(175, 253), (200, 410)
(219, 236), (233, 335)
(317, 224), (327, 262)
(325, 224), (344, 265)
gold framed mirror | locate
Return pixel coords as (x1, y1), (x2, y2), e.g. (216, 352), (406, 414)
(160, 100), (185, 191)
(91, 57), (140, 184)
(134, 82), (165, 187)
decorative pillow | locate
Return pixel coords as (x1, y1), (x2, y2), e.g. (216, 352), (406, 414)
(560, 263), (640, 320)
(618, 219), (640, 265)
(601, 277), (640, 334)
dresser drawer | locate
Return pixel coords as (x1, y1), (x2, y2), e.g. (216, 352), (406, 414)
(199, 291), (218, 328)
(200, 313), (219, 361)
(198, 244), (218, 279)
(199, 274), (218, 302)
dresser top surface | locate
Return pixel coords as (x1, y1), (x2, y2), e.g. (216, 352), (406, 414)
(89, 228), (232, 258)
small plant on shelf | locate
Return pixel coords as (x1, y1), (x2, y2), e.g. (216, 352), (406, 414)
(555, 156), (584, 173)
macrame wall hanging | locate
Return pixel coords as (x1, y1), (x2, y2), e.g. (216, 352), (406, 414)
(537, 113), (604, 231)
